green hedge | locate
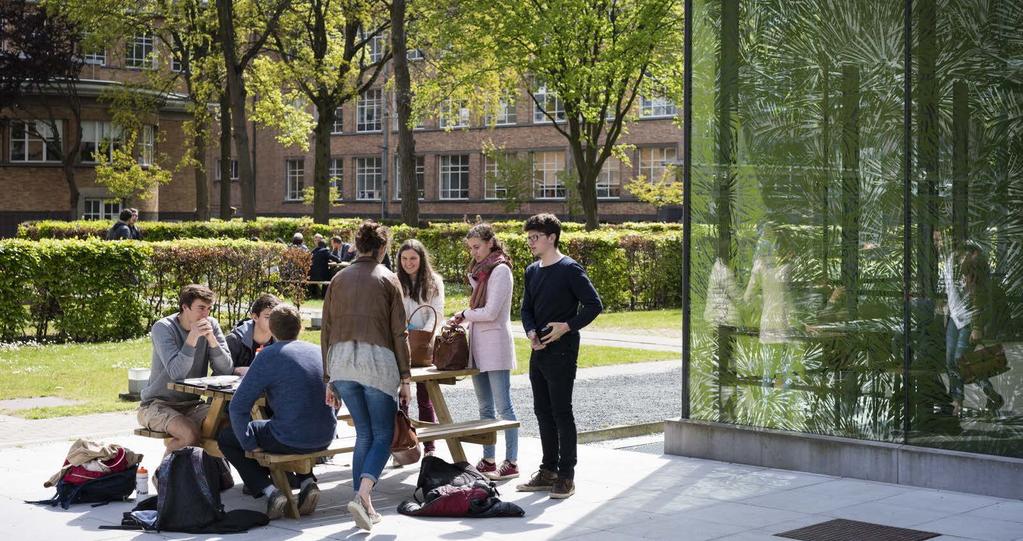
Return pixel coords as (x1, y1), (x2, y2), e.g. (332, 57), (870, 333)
(0, 239), (310, 342)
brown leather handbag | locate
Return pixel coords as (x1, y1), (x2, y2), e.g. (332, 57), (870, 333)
(407, 305), (439, 368)
(958, 343), (1009, 384)
(391, 409), (419, 450)
(433, 324), (469, 371)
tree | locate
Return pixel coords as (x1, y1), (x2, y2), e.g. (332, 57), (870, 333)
(391, 0), (418, 226)
(253, 0), (390, 225)
(416, 0), (684, 230)
(217, 0), (292, 221)
(1, 0), (87, 218)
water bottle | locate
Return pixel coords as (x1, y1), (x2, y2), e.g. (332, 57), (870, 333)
(136, 465), (149, 496)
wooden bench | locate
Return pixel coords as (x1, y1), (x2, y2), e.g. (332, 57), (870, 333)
(246, 436), (356, 519)
(417, 418), (520, 446)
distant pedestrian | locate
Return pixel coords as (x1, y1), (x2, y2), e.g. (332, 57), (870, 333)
(516, 213), (602, 500)
(105, 209), (134, 240)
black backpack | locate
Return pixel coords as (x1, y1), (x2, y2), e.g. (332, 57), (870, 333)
(413, 456), (492, 503)
(27, 462), (139, 509)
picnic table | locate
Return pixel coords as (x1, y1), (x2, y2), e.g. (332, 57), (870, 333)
(134, 366), (518, 518)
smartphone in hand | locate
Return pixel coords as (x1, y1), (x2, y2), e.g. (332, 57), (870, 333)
(538, 325), (553, 339)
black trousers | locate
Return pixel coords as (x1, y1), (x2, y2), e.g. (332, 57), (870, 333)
(529, 335), (579, 480)
(217, 421), (319, 493)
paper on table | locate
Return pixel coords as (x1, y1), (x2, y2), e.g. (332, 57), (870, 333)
(180, 375), (240, 388)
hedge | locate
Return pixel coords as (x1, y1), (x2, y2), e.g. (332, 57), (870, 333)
(0, 239), (310, 343)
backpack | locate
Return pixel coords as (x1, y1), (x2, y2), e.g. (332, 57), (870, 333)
(413, 455), (491, 502)
(28, 463), (139, 509)
(398, 478), (525, 518)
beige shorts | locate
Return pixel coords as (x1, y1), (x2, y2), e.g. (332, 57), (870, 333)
(137, 400), (210, 433)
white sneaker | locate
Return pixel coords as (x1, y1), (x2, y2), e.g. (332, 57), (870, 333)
(347, 498), (373, 531)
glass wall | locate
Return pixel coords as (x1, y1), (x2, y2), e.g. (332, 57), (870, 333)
(685, 0), (1023, 458)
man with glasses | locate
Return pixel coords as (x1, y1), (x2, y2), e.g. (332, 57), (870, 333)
(516, 213), (602, 499)
(137, 284), (233, 454)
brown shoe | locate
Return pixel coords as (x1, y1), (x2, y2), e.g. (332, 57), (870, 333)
(516, 468), (558, 492)
(550, 478), (575, 499)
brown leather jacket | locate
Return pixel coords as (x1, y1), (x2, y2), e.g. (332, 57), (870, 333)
(321, 255), (411, 381)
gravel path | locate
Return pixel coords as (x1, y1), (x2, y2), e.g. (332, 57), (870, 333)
(411, 360), (681, 437)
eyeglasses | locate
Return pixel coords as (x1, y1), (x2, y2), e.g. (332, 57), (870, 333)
(527, 234), (546, 243)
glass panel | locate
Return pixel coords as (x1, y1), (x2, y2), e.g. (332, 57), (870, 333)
(689, 0), (906, 442)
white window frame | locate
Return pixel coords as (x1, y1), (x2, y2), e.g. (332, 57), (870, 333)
(139, 125), (155, 166)
(331, 107), (344, 134)
(329, 157), (344, 200)
(483, 153), (510, 200)
(359, 29), (386, 63)
(438, 154), (470, 200)
(407, 48), (424, 61)
(356, 156), (382, 200)
(638, 146), (678, 183)
(597, 156), (621, 199)
(394, 155), (425, 200)
(640, 96), (677, 119)
(532, 84), (565, 124)
(80, 121), (124, 163)
(486, 98), (517, 126)
(285, 159), (305, 202)
(215, 158), (239, 181)
(82, 198), (121, 221)
(10, 120), (63, 163)
(532, 150), (566, 199)
(357, 89), (382, 133)
(126, 32), (156, 69)
(439, 100), (470, 129)
(82, 49), (106, 66)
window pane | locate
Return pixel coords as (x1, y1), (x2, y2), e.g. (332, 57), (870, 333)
(356, 157), (382, 200)
(357, 89), (382, 132)
(532, 151), (565, 199)
(439, 155), (470, 200)
(285, 159), (304, 201)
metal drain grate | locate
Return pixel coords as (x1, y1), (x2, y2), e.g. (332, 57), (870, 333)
(775, 519), (940, 541)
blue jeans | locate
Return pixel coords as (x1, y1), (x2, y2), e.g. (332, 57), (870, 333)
(331, 380), (396, 491)
(217, 421), (320, 493)
(472, 370), (518, 462)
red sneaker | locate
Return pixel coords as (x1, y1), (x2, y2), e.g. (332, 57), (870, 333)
(475, 459), (497, 476)
(489, 460), (519, 480)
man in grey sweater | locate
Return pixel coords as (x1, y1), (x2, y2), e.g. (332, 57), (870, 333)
(137, 284), (233, 453)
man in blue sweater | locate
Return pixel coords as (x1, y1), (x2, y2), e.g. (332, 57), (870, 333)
(217, 304), (337, 519)
(516, 213), (602, 499)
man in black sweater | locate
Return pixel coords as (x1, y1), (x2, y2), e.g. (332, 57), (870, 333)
(517, 213), (602, 499)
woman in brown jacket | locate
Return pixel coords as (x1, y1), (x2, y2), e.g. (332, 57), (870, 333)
(321, 221), (411, 531)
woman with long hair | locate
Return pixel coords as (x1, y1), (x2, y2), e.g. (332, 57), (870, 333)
(451, 223), (519, 480)
(395, 239), (444, 457)
(321, 220), (411, 531)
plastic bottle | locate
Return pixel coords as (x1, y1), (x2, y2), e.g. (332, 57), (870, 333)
(136, 465), (149, 496)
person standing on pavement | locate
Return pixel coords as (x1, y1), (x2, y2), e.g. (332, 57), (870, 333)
(321, 220), (411, 532)
(516, 213), (602, 499)
(450, 223), (519, 481)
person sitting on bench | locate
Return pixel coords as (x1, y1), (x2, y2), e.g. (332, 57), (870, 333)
(137, 284), (233, 454)
(217, 304), (338, 519)
(226, 294), (281, 376)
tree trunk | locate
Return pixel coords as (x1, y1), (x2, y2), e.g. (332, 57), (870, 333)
(572, 153), (600, 231)
(951, 80), (969, 244)
(313, 108), (333, 224)
(219, 91), (233, 220)
(193, 129), (210, 221)
(391, 0), (418, 226)
(217, 0), (256, 221)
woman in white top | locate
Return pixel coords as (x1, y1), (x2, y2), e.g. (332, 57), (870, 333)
(395, 239), (444, 454)
(450, 223), (519, 481)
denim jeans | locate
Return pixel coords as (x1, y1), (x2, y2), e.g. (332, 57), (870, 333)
(332, 380), (396, 491)
(217, 420), (320, 493)
(471, 370), (518, 462)
(529, 335), (579, 479)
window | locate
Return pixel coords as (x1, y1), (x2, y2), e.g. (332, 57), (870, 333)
(285, 159), (304, 201)
(331, 107), (343, 134)
(215, 159), (239, 181)
(533, 84), (565, 123)
(640, 96), (677, 118)
(356, 157), (382, 200)
(83, 198), (121, 220)
(394, 155), (425, 199)
(359, 29), (386, 63)
(597, 157), (621, 199)
(82, 48), (106, 66)
(407, 48), (424, 61)
(329, 158), (343, 199)
(139, 125), (155, 166)
(126, 33), (155, 69)
(638, 146), (678, 183)
(485, 99), (517, 126)
(80, 121), (123, 163)
(357, 89), (382, 132)
(532, 150), (565, 199)
(10, 120), (63, 162)
(171, 54), (183, 73)
(483, 153), (511, 200)
(439, 100), (470, 129)
(439, 155), (470, 200)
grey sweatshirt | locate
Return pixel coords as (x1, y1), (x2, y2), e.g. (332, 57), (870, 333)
(140, 313), (233, 404)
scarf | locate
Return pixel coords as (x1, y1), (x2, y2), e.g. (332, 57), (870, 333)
(468, 249), (511, 310)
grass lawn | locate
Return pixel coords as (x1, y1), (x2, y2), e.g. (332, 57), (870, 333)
(0, 329), (672, 419)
